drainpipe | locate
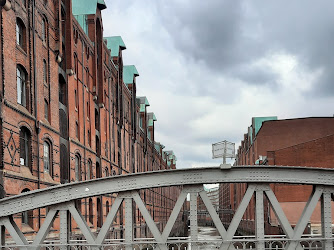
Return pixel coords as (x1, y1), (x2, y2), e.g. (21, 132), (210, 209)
(32, 0), (41, 228)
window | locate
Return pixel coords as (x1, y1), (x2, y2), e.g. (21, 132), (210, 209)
(43, 60), (47, 85)
(75, 154), (81, 181)
(104, 167), (109, 177)
(20, 127), (31, 169)
(44, 99), (49, 121)
(16, 19), (25, 48)
(17, 65), (27, 107)
(42, 18), (47, 43)
(43, 141), (52, 175)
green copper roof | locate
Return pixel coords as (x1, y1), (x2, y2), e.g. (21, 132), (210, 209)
(137, 97), (150, 112)
(123, 65), (139, 84)
(104, 36), (126, 57)
(72, 0), (106, 35)
(165, 150), (177, 161)
(72, 0), (97, 15)
(252, 116), (277, 136)
(148, 113), (157, 127)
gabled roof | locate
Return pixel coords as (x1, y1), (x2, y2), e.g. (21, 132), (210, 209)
(123, 65), (139, 85)
(104, 36), (126, 57)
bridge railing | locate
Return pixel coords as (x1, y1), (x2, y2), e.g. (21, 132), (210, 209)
(0, 166), (332, 250)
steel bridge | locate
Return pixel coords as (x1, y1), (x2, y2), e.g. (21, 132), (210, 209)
(0, 166), (333, 249)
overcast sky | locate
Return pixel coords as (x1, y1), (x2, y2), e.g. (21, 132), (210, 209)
(102, 0), (334, 169)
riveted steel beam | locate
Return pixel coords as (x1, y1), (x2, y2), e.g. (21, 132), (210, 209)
(0, 166), (333, 217)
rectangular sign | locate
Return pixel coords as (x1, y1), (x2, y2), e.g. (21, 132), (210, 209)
(212, 140), (235, 159)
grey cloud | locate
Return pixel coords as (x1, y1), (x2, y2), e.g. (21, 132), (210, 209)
(158, 0), (334, 95)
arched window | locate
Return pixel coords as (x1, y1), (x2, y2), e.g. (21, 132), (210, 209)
(20, 127), (31, 170)
(104, 167), (109, 177)
(17, 65), (27, 107)
(43, 141), (52, 175)
(89, 198), (93, 224)
(75, 154), (81, 181)
(42, 18), (47, 44)
(22, 189), (33, 228)
(16, 18), (25, 49)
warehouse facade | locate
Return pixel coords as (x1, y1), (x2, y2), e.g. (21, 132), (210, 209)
(0, 0), (183, 239)
(219, 116), (334, 235)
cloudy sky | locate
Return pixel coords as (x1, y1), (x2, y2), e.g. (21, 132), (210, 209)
(102, 0), (334, 169)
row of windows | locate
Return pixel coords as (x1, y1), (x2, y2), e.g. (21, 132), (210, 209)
(20, 126), (116, 179)
(20, 127), (52, 175)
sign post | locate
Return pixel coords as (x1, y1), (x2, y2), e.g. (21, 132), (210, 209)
(212, 140), (235, 166)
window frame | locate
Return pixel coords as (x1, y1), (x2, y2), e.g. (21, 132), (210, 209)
(43, 140), (52, 176)
(17, 65), (27, 107)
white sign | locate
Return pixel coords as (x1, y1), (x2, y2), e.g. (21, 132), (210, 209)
(212, 140), (235, 159)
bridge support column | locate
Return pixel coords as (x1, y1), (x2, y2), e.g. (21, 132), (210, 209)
(255, 187), (265, 250)
(190, 192), (198, 250)
(59, 210), (69, 250)
(321, 190), (333, 250)
(124, 198), (133, 250)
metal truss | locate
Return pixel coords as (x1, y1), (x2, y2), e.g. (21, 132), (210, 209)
(0, 166), (332, 249)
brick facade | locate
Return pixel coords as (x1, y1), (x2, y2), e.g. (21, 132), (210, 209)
(220, 117), (334, 235)
(0, 0), (184, 240)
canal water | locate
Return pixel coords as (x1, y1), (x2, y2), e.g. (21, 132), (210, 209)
(189, 226), (220, 249)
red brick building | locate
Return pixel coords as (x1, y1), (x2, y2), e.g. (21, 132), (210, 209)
(219, 117), (334, 235)
(0, 0), (183, 240)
